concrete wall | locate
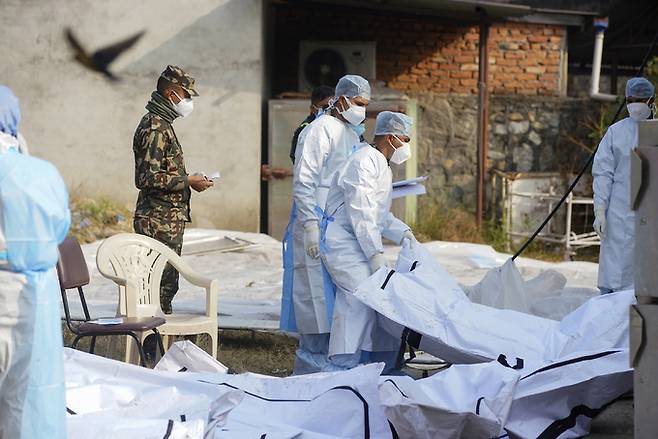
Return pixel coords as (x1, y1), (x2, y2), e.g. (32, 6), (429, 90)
(0, 0), (263, 231)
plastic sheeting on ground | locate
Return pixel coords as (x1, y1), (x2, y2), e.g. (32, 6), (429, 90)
(68, 229), (284, 330)
(154, 340), (229, 374)
(462, 258), (599, 320)
(67, 229), (600, 331)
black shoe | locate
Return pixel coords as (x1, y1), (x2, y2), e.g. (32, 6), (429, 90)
(143, 334), (158, 363)
(161, 301), (173, 314)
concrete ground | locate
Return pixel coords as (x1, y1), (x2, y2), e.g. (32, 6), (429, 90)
(589, 396), (634, 438)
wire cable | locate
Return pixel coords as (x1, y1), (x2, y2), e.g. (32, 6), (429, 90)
(512, 30), (658, 260)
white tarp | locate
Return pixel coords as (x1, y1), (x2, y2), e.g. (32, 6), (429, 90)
(65, 229), (600, 331)
(154, 340), (230, 375)
(355, 243), (634, 370)
(462, 258), (598, 320)
(67, 229), (284, 330)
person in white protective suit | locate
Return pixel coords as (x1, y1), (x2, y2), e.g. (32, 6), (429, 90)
(280, 75), (371, 374)
(0, 85), (70, 438)
(321, 111), (417, 372)
(593, 77), (655, 294)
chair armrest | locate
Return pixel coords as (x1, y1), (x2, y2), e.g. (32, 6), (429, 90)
(163, 249), (218, 318)
(178, 268), (214, 289)
(100, 272), (129, 287)
(99, 271), (138, 316)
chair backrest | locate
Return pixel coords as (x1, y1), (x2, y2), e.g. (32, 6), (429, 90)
(56, 236), (90, 289)
(96, 233), (178, 318)
(57, 235), (92, 324)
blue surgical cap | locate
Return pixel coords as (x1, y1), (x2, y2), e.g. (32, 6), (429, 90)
(626, 77), (655, 99)
(335, 75), (371, 101)
(0, 85), (20, 137)
(375, 111), (413, 137)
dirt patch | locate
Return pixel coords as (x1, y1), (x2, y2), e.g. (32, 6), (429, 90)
(63, 325), (298, 377)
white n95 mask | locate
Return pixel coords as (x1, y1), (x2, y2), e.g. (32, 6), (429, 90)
(390, 136), (411, 165)
(627, 102), (652, 121)
(172, 91), (194, 118)
(339, 99), (366, 126)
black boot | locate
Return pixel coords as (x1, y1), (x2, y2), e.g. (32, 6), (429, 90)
(142, 334), (158, 363)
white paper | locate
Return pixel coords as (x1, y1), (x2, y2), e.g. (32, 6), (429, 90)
(392, 183), (426, 199)
(392, 175), (428, 188)
(90, 318), (123, 325)
(193, 171), (221, 181)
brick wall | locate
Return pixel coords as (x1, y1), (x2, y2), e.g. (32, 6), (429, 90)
(274, 4), (566, 96)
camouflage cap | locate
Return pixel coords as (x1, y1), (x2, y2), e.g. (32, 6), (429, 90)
(160, 65), (199, 97)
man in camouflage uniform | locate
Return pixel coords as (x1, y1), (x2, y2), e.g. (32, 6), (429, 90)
(133, 65), (213, 314)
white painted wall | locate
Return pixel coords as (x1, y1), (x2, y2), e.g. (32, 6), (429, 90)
(0, 0), (263, 231)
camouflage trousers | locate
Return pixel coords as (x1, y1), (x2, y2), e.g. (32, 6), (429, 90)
(133, 215), (185, 314)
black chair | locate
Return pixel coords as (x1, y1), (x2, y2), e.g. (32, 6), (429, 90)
(57, 236), (166, 367)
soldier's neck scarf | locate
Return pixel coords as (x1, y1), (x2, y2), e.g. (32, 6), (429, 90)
(145, 91), (179, 124)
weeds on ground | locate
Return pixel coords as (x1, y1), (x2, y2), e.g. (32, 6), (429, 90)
(63, 325), (298, 376)
(412, 201), (484, 244)
(413, 200), (594, 263)
(69, 189), (132, 243)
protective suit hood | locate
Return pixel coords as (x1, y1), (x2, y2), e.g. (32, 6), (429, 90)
(0, 85), (20, 137)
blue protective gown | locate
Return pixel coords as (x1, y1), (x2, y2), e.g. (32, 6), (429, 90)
(592, 117), (637, 293)
(0, 150), (70, 439)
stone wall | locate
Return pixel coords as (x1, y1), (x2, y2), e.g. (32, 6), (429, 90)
(416, 94), (591, 210)
(274, 3), (567, 96)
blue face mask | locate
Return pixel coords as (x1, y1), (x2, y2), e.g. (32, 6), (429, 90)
(351, 123), (366, 137)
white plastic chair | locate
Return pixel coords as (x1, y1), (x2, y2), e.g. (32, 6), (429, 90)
(96, 233), (219, 363)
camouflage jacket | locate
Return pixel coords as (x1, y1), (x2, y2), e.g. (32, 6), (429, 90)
(133, 106), (191, 222)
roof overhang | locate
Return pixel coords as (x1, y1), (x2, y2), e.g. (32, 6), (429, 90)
(289, 0), (597, 26)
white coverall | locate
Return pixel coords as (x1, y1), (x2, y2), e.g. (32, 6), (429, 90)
(282, 114), (361, 373)
(291, 113), (361, 332)
(592, 117), (637, 292)
(322, 145), (409, 366)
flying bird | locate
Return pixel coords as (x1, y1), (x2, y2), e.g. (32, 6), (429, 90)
(65, 28), (145, 81)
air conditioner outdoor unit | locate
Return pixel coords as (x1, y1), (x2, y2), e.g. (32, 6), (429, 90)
(298, 41), (376, 92)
